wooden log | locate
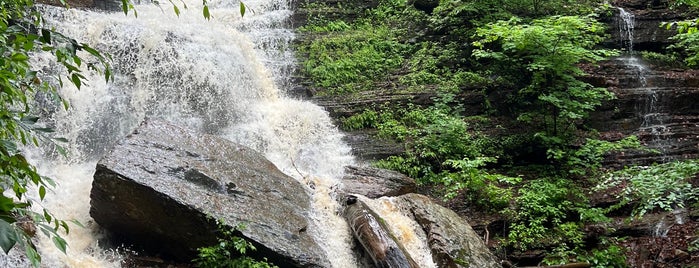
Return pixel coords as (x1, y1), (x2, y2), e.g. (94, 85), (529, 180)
(343, 195), (419, 268)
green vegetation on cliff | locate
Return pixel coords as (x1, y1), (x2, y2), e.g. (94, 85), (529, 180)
(298, 0), (699, 266)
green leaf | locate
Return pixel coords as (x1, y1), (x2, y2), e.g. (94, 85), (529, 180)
(104, 67), (112, 82)
(203, 5), (210, 20)
(21, 116), (40, 124)
(39, 186), (46, 200)
(122, 0), (129, 15)
(0, 219), (18, 254)
(70, 219), (85, 228)
(43, 210), (52, 223)
(32, 127), (55, 133)
(55, 144), (68, 157)
(240, 2), (245, 17)
(0, 195), (16, 213)
(41, 28), (51, 43)
(173, 5), (180, 16)
(53, 137), (69, 143)
(25, 244), (41, 267)
(52, 236), (67, 254)
(71, 73), (82, 89)
(11, 53), (28, 61)
(0, 140), (18, 154)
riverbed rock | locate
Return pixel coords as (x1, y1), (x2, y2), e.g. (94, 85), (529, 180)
(90, 119), (328, 267)
(391, 194), (502, 268)
(356, 193), (502, 268)
(603, 0), (682, 52)
(585, 57), (699, 166)
(340, 165), (417, 198)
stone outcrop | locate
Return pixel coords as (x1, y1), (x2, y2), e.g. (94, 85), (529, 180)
(585, 57), (699, 166)
(602, 0), (684, 52)
(584, 0), (699, 165)
(353, 194), (502, 268)
(312, 90), (486, 161)
(340, 165), (417, 198)
(392, 194), (502, 268)
(90, 119), (328, 267)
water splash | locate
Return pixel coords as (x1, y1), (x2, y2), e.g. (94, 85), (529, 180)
(4, 1), (372, 266)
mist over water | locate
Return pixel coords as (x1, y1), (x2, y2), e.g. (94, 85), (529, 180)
(0, 1), (437, 267)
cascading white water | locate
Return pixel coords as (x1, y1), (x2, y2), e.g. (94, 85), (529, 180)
(618, 7), (635, 53)
(0, 1), (437, 267)
(616, 7), (672, 158)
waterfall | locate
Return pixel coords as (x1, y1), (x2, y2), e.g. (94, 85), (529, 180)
(0, 1), (440, 267)
(616, 7), (672, 159)
(618, 7), (635, 52)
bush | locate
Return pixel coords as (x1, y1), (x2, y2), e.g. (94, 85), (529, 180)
(195, 222), (277, 268)
(595, 160), (699, 218)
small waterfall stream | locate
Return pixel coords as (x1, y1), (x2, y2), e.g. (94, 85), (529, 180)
(616, 7), (673, 159)
(616, 7), (684, 237)
(0, 1), (436, 267)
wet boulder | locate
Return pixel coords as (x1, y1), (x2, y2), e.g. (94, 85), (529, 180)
(340, 165), (417, 198)
(393, 194), (502, 268)
(90, 119), (328, 267)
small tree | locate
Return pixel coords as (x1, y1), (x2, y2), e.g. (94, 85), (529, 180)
(472, 15), (615, 151)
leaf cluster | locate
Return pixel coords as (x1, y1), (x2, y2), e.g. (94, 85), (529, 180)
(195, 222), (277, 268)
(595, 160), (699, 218)
(473, 15), (616, 139)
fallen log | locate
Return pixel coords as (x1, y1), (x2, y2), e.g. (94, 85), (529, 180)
(342, 195), (419, 268)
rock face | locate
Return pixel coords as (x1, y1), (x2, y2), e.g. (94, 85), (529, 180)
(92, 0), (121, 11)
(603, 0), (682, 52)
(586, 58), (699, 165)
(90, 119), (327, 267)
(585, 0), (699, 165)
(392, 194), (502, 268)
(353, 194), (501, 268)
(340, 165), (417, 198)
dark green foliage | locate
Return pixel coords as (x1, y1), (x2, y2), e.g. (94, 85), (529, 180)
(195, 223), (277, 268)
(595, 160), (699, 218)
(473, 15), (616, 141)
(666, 19), (699, 67)
(299, 0), (688, 265)
(545, 238), (627, 267)
(507, 179), (587, 251)
(555, 136), (643, 176)
(575, 241), (627, 268)
(297, 0), (425, 95)
(345, 98), (518, 210)
(300, 23), (406, 94)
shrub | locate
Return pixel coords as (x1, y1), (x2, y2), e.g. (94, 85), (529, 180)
(595, 160), (699, 218)
(195, 222), (277, 268)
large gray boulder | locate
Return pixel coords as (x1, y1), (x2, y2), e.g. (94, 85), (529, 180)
(90, 119), (328, 267)
(393, 194), (501, 268)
